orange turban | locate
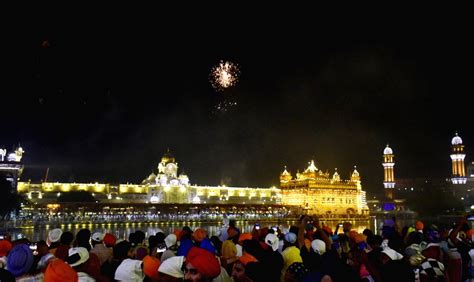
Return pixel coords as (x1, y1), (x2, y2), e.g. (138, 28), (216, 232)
(143, 255), (161, 280)
(415, 221), (424, 231)
(193, 228), (207, 242)
(173, 229), (182, 241)
(304, 239), (311, 251)
(322, 226), (333, 235)
(186, 247), (221, 279)
(466, 229), (474, 240)
(238, 233), (252, 243)
(355, 234), (367, 244)
(227, 227), (239, 238)
(44, 259), (78, 282)
(349, 230), (358, 241)
(238, 253), (258, 266)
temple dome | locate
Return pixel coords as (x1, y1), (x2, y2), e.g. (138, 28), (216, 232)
(383, 145), (393, 155)
(452, 132), (463, 145)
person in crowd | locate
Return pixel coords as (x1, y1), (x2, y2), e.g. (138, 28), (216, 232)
(67, 247), (96, 281)
(0, 239), (13, 269)
(8, 244), (44, 281)
(114, 256), (144, 281)
(47, 228), (62, 254)
(44, 258), (78, 282)
(90, 232), (112, 266)
(184, 247), (221, 282)
(55, 231), (74, 261)
(158, 255), (184, 282)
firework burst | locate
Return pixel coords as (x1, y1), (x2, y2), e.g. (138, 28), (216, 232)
(209, 60), (240, 91)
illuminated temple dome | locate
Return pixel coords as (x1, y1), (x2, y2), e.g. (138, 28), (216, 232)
(280, 166), (292, 182)
(383, 144), (393, 155)
(452, 132), (463, 145)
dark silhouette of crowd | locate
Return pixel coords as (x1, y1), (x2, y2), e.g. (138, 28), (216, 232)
(0, 215), (473, 281)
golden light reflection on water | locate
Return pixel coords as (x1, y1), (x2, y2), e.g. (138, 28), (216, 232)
(13, 216), (412, 242)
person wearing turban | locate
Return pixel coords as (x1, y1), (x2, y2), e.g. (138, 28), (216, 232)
(184, 247), (221, 281)
(44, 259), (78, 282)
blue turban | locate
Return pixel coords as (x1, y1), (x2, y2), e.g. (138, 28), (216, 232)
(199, 238), (216, 254)
(177, 238), (193, 257)
(7, 244), (33, 277)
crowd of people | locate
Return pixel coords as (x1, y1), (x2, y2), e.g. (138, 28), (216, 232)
(0, 215), (473, 281)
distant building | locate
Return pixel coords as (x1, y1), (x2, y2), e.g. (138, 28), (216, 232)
(451, 132), (467, 184)
(17, 150), (369, 216)
(0, 145), (24, 193)
(279, 161), (369, 216)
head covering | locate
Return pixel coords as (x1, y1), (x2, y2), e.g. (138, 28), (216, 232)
(221, 240), (237, 259)
(466, 229), (474, 241)
(173, 229), (182, 241)
(284, 232), (297, 244)
(420, 258), (445, 279)
(199, 238), (216, 254)
(238, 232), (252, 243)
(311, 239), (326, 255)
(186, 247), (221, 279)
(422, 243), (442, 260)
(416, 221), (424, 231)
(227, 227), (239, 238)
(322, 226), (333, 235)
(287, 262), (309, 281)
(164, 234), (177, 248)
(143, 255), (161, 280)
(355, 234), (367, 244)
(382, 248), (404, 260)
(91, 232), (104, 242)
(159, 256), (184, 278)
(45, 258), (78, 282)
(265, 233), (279, 251)
(238, 253), (258, 265)
(135, 246), (149, 260)
(37, 253), (55, 270)
(103, 233), (116, 246)
(349, 230), (358, 241)
(193, 228), (207, 242)
(6, 244), (34, 277)
(160, 249), (175, 263)
(48, 228), (63, 245)
(384, 219), (395, 227)
(115, 258), (145, 281)
(303, 239), (311, 251)
(177, 238), (193, 256)
(67, 247), (89, 267)
(0, 240), (13, 257)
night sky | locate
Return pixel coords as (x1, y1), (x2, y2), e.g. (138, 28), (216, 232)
(2, 11), (473, 194)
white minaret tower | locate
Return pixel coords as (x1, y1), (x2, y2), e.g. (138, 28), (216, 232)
(383, 144), (395, 200)
(451, 132), (467, 184)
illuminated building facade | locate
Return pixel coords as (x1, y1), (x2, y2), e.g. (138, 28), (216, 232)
(279, 161), (369, 215)
(0, 145), (25, 193)
(17, 150), (368, 216)
(18, 150), (281, 205)
(451, 132), (467, 184)
(383, 145), (395, 200)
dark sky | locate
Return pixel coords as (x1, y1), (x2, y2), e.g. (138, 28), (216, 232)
(2, 10), (473, 194)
